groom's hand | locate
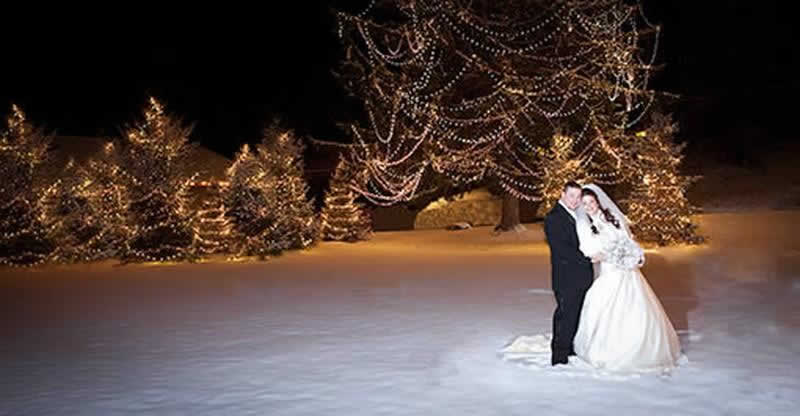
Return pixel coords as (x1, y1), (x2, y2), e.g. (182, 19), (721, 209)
(591, 254), (605, 263)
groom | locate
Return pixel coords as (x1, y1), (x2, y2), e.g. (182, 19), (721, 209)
(544, 181), (595, 366)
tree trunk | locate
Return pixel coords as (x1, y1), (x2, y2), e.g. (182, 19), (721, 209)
(496, 192), (521, 231)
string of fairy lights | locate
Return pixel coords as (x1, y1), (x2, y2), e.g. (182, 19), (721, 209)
(337, 0), (662, 206)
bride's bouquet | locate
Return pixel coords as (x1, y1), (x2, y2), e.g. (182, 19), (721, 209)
(605, 235), (645, 270)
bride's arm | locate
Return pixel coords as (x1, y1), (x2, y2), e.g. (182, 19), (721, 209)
(576, 220), (602, 258)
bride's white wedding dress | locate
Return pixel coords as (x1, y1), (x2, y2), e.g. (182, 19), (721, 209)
(571, 211), (682, 373)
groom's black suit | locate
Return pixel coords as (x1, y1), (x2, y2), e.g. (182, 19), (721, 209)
(544, 202), (594, 365)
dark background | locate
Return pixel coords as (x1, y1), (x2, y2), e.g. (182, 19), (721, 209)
(1, 1), (796, 163)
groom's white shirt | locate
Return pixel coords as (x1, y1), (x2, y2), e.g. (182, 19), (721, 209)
(558, 200), (577, 222)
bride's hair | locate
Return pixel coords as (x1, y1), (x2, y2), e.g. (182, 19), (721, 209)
(581, 188), (620, 234)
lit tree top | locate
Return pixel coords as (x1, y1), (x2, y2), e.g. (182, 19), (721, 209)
(124, 97), (195, 166)
(336, 0), (661, 205)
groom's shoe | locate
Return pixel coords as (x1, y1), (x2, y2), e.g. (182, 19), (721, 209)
(551, 355), (568, 366)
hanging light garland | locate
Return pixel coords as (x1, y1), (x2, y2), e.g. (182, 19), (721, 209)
(336, 0), (661, 205)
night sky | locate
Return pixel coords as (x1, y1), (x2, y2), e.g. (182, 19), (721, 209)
(1, 1), (795, 161)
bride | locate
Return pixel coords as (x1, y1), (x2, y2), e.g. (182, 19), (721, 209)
(571, 184), (682, 373)
(501, 184), (683, 374)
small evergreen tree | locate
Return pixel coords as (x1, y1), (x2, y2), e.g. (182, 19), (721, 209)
(625, 112), (704, 245)
(117, 97), (202, 262)
(222, 143), (284, 258)
(319, 156), (372, 242)
(0, 105), (55, 266)
(262, 123), (317, 249)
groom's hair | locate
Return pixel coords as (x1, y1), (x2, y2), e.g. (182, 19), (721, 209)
(564, 181), (581, 192)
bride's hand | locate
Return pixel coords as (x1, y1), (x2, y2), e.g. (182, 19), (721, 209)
(591, 253), (605, 263)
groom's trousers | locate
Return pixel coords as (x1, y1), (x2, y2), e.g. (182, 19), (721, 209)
(551, 288), (587, 365)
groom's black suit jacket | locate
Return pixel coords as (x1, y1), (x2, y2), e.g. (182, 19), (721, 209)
(544, 203), (594, 293)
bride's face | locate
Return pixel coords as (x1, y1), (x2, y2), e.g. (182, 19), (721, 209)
(582, 195), (599, 215)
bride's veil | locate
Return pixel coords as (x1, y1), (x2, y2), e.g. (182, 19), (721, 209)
(575, 183), (634, 240)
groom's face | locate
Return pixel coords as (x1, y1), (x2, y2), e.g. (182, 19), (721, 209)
(562, 187), (582, 210)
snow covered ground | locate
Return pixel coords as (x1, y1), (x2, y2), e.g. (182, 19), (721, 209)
(2, 211), (799, 415)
